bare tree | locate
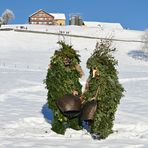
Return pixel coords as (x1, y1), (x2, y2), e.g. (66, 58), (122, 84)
(141, 29), (148, 54)
(2, 9), (15, 25)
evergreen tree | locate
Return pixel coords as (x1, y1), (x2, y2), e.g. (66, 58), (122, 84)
(45, 41), (83, 134)
(82, 40), (124, 139)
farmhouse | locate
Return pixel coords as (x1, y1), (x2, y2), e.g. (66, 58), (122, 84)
(28, 9), (66, 25)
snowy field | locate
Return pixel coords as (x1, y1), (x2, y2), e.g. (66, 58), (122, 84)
(0, 26), (148, 148)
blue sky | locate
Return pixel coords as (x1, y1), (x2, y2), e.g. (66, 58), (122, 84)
(0, 0), (148, 30)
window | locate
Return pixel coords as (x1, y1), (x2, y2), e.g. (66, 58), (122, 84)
(39, 18), (44, 20)
(39, 22), (45, 24)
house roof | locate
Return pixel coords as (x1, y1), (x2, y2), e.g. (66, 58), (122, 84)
(29, 9), (52, 17)
(50, 13), (66, 20)
(29, 9), (66, 20)
(83, 21), (123, 30)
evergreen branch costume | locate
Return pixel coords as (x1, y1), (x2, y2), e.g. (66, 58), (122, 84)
(82, 41), (124, 139)
(45, 41), (83, 134)
(45, 40), (124, 140)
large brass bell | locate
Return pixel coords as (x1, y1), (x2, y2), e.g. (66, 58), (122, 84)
(80, 100), (97, 122)
(56, 94), (81, 118)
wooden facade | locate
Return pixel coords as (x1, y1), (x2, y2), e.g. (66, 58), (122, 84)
(54, 19), (65, 26)
(29, 10), (65, 25)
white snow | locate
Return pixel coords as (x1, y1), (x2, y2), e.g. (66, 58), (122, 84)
(50, 13), (66, 20)
(0, 25), (148, 148)
(1, 24), (143, 42)
(83, 21), (123, 30)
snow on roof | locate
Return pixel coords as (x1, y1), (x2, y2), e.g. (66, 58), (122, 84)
(83, 21), (123, 30)
(50, 13), (66, 20)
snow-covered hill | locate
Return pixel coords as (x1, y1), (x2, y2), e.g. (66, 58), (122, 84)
(1, 24), (143, 41)
(0, 25), (148, 148)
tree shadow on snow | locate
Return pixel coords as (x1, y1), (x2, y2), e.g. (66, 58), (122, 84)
(41, 103), (53, 123)
(128, 50), (148, 61)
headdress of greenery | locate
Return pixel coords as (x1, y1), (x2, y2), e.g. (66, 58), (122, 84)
(83, 40), (124, 139)
(45, 41), (82, 134)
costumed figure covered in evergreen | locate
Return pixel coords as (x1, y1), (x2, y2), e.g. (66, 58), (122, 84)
(45, 41), (84, 134)
(82, 40), (124, 139)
